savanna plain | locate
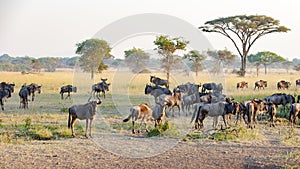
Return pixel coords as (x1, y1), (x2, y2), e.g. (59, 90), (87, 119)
(0, 68), (300, 169)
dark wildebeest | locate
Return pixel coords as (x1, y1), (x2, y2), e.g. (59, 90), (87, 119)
(144, 84), (172, 100)
(267, 102), (277, 127)
(60, 85), (77, 99)
(289, 103), (300, 127)
(264, 93), (295, 112)
(277, 80), (291, 90)
(202, 83), (223, 93)
(177, 82), (200, 95)
(191, 101), (235, 130)
(90, 82), (110, 99)
(19, 84), (30, 109)
(236, 81), (248, 89)
(27, 83), (42, 101)
(254, 80), (267, 90)
(68, 98), (102, 138)
(150, 75), (169, 88)
(1, 82), (15, 94)
(0, 87), (11, 111)
(296, 79), (300, 87)
(123, 103), (153, 134)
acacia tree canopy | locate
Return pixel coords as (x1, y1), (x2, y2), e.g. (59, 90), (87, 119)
(199, 15), (290, 76)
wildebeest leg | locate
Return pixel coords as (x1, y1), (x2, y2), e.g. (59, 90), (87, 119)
(0, 100), (4, 111)
(66, 92), (71, 100)
(89, 119), (93, 138)
(132, 121), (135, 134)
(85, 119), (89, 138)
(61, 92), (64, 100)
(222, 115), (227, 128)
(71, 117), (77, 137)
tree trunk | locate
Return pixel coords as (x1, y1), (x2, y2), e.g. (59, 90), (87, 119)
(91, 70), (94, 80)
(256, 66), (259, 77)
(240, 56), (246, 77)
(195, 66), (198, 76)
(264, 64), (267, 74)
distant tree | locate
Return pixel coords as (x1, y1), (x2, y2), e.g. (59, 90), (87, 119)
(32, 59), (41, 72)
(207, 48), (236, 73)
(199, 15), (290, 76)
(154, 35), (188, 85)
(183, 50), (206, 76)
(282, 60), (293, 73)
(248, 51), (286, 75)
(124, 47), (150, 73)
(294, 64), (300, 71)
(39, 57), (58, 72)
(76, 39), (112, 79)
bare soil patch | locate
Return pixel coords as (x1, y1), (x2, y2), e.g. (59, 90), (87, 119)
(1, 124), (299, 169)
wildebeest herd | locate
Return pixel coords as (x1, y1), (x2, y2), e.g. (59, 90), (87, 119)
(1, 76), (300, 138)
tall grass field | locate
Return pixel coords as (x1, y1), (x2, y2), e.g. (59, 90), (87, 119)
(0, 68), (300, 144)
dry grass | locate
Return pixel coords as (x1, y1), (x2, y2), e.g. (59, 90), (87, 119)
(0, 69), (300, 143)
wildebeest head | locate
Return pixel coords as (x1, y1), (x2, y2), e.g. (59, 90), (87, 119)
(144, 84), (152, 94)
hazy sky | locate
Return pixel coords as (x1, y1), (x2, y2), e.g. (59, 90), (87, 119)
(0, 0), (299, 60)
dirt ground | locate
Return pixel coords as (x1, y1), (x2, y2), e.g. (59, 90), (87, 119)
(1, 125), (300, 169)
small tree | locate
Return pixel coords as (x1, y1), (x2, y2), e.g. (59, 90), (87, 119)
(154, 35), (188, 85)
(183, 50), (206, 76)
(282, 60), (293, 73)
(207, 48), (236, 73)
(76, 39), (112, 79)
(248, 51), (286, 75)
(124, 47), (150, 73)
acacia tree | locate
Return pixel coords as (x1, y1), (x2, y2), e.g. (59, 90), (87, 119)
(248, 51), (286, 75)
(199, 15), (290, 76)
(76, 39), (112, 79)
(183, 50), (206, 76)
(282, 61), (293, 73)
(207, 48), (236, 73)
(154, 35), (188, 85)
(124, 47), (150, 73)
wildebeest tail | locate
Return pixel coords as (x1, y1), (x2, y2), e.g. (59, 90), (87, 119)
(68, 108), (71, 128)
(123, 114), (132, 122)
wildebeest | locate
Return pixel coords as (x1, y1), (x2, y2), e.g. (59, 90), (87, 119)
(19, 84), (30, 109)
(90, 82), (110, 99)
(254, 80), (267, 90)
(123, 103), (153, 134)
(246, 99), (267, 129)
(150, 75), (169, 88)
(26, 83), (42, 101)
(60, 85), (77, 99)
(296, 79), (300, 87)
(277, 80), (291, 90)
(201, 83), (223, 93)
(267, 102), (277, 127)
(144, 84), (171, 100)
(0, 87), (11, 111)
(1, 82), (15, 93)
(289, 103), (300, 127)
(191, 101), (235, 130)
(177, 82), (200, 95)
(68, 99), (102, 138)
(264, 93), (295, 112)
(157, 91), (181, 117)
(151, 102), (167, 127)
(182, 92), (199, 115)
(232, 101), (248, 125)
(236, 81), (248, 89)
